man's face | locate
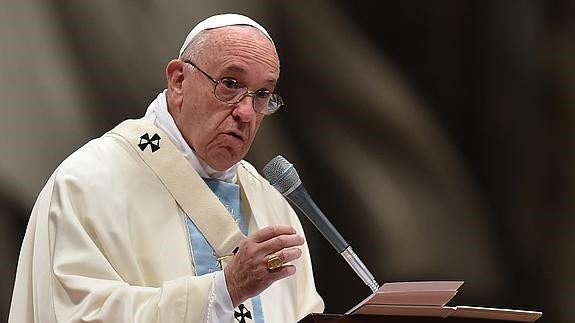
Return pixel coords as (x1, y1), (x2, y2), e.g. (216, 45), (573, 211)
(170, 26), (280, 171)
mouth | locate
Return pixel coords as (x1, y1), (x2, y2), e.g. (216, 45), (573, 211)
(223, 131), (245, 142)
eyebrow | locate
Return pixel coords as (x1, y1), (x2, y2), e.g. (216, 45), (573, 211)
(220, 65), (278, 84)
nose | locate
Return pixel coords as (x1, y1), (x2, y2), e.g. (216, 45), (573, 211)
(231, 94), (257, 122)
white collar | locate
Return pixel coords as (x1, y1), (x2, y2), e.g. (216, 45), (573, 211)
(143, 90), (238, 183)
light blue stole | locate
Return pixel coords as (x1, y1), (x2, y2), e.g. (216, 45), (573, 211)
(186, 178), (265, 323)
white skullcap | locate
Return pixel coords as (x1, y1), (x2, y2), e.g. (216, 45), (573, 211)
(178, 13), (273, 58)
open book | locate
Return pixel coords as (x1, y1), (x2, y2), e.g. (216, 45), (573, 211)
(346, 281), (542, 322)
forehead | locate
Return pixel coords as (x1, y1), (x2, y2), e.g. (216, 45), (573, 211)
(199, 26), (280, 80)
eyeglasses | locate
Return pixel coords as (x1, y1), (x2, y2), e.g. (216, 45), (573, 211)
(184, 60), (284, 115)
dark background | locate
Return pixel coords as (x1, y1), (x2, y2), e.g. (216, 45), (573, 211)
(1, 1), (573, 322)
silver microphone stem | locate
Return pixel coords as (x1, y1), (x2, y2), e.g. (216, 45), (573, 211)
(341, 246), (380, 293)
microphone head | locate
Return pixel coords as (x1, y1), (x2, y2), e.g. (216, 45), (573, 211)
(262, 155), (302, 195)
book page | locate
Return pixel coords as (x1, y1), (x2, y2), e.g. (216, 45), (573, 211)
(378, 281), (463, 293)
(347, 281), (542, 322)
(346, 281), (463, 314)
(371, 290), (457, 306)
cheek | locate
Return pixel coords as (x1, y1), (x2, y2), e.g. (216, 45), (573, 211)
(194, 111), (229, 144)
(178, 106), (208, 147)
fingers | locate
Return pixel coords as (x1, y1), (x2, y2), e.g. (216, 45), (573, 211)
(250, 225), (305, 256)
(272, 247), (302, 265)
(224, 225), (305, 307)
(260, 233), (304, 256)
(251, 225), (304, 266)
(266, 263), (297, 280)
(251, 224), (297, 243)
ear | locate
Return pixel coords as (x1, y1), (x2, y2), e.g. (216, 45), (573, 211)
(166, 59), (185, 109)
(166, 59), (185, 94)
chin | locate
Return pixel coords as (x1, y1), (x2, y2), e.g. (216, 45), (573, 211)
(207, 153), (243, 171)
(203, 140), (252, 169)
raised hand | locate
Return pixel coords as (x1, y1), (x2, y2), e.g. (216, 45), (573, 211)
(224, 224), (304, 307)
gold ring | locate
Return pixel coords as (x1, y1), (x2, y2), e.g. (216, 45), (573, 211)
(266, 253), (283, 270)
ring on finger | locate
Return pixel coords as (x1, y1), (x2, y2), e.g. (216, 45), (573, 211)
(266, 253), (284, 270)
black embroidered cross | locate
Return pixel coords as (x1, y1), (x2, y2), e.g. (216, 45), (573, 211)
(234, 303), (252, 323)
(138, 133), (161, 152)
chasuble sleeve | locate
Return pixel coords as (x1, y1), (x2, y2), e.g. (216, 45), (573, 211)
(48, 176), (211, 322)
(9, 138), (217, 323)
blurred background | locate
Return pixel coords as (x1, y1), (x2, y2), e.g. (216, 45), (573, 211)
(1, 1), (573, 322)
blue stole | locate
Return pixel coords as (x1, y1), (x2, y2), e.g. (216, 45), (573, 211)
(186, 178), (265, 323)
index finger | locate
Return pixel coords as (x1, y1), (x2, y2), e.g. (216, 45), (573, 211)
(251, 225), (297, 243)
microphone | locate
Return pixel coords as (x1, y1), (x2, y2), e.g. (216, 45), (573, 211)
(263, 155), (379, 292)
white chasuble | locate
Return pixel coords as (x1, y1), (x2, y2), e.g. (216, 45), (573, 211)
(9, 118), (324, 323)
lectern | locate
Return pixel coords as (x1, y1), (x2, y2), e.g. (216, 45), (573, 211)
(299, 313), (523, 323)
(297, 281), (542, 323)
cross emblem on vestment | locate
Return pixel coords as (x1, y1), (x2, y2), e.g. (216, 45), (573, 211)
(234, 303), (252, 323)
(138, 133), (161, 152)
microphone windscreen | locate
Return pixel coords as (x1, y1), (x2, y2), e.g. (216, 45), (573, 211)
(262, 155), (302, 195)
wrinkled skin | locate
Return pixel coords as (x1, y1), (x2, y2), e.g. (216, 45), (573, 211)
(166, 26), (278, 171)
(165, 26), (304, 307)
(225, 225), (305, 307)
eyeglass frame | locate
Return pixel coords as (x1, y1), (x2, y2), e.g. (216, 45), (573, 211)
(183, 60), (284, 115)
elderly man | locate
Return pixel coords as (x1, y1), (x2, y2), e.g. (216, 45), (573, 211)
(9, 13), (324, 323)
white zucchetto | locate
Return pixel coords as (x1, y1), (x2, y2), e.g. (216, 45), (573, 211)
(178, 13), (273, 58)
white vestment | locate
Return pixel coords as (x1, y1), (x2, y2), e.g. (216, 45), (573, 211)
(9, 118), (324, 322)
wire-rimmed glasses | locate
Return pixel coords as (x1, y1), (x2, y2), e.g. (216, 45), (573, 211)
(184, 60), (284, 115)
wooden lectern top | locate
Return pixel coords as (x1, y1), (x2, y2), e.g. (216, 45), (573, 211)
(299, 313), (527, 323)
